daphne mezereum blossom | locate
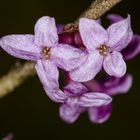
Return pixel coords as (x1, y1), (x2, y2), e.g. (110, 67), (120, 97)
(60, 73), (132, 124)
(0, 16), (86, 102)
(59, 82), (112, 124)
(107, 14), (140, 60)
(70, 15), (133, 82)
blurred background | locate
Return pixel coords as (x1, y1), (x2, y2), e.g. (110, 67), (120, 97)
(0, 0), (140, 139)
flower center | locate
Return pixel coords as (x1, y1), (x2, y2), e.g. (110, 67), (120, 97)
(98, 45), (109, 56)
(42, 47), (51, 59)
(63, 23), (78, 33)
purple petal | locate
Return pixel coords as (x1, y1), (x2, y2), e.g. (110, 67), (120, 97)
(102, 74), (133, 96)
(121, 35), (140, 60)
(34, 16), (58, 47)
(107, 15), (133, 51)
(79, 92), (112, 107)
(51, 44), (87, 71)
(64, 82), (88, 97)
(70, 51), (103, 82)
(83, 80), (102, 92)
(0, 35), (41, 61)
(96, 18), (101, 24)
(35, 60), (67, 103)
(79, 18), (108, 51)
(103, 51), (126, 77)
(107, 14), (124, 24)
(88, 103), (112, 124)
(44, 88), (67, 103)
(35, 60), (59, 90)
(59, 104), (82, 123)
(57, 24), (64, 34)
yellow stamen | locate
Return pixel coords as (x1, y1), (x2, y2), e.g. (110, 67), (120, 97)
(42, 47), (51, 59)
(98, 45), (109, 56)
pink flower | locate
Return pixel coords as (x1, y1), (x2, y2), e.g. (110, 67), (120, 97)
(0, 16), (86, 101)
(59, 82), (112, 124)
(60, 73), (132, 124)
(70, 15), (133, 82)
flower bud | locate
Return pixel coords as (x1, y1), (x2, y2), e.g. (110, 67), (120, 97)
(59, 32), (73, 45)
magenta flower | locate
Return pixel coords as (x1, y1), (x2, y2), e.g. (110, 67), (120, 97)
(61, 73), (132, 124)
(59, 82), (112, 123)
(70, 15), (133, 82)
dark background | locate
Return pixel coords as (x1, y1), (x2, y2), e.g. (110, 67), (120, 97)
(0, 0), (140, 139)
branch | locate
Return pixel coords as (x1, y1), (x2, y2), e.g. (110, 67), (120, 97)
(0, 0), (122, 98)
(77, 0), (122, 21)
(0, 62), (35, 98)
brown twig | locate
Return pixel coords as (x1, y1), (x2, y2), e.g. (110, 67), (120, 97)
(77, 0), (122, 21)
(0, 62), (35, 98)
(0, 0), (122, 98)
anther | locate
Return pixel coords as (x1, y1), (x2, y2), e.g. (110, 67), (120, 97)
(98, 45), (109, 56)
(42, 47), (51, 59)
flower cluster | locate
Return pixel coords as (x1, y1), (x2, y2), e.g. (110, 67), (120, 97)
(0, 14), (139, 124)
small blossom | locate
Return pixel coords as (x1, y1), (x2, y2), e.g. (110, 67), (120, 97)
(107, 14), (140, 60)
(0, 16), (87, 100)
(62, 72), (132, 124)
(70, 15), (133, 82)
(59, 82), (112, 123)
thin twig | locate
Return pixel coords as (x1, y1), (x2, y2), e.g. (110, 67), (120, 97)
(0, 0), (122, 98)
(77, 0), (122, 21)
(0, 62), (35, 98)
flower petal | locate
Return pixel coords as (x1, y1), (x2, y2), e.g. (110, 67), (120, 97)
(88, 103), (112, 124)
(0, 35), (41, 61)
(107, 15), (133, 51)
(103, 51), (126, 77)
(51, 44), (87, 71)
(70, 51), (103, 82)
(35, 60), (59, 91)
(35, 60), (67, 102)
(101, 74), (133, 96)
(57, 24), (64, 34)
(59, 104), (82, 123)
(34, 16), (58, 47)
(79, 92), (112, 107)
(107, 14), (124, 24)
(64, 82), (88, 96)
(45, 89), (67, 103)
(121, 35), (140, 60)
(79, 18), (108, 51)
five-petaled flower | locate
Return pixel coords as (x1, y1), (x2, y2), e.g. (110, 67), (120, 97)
(70, 15), (133, 82)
